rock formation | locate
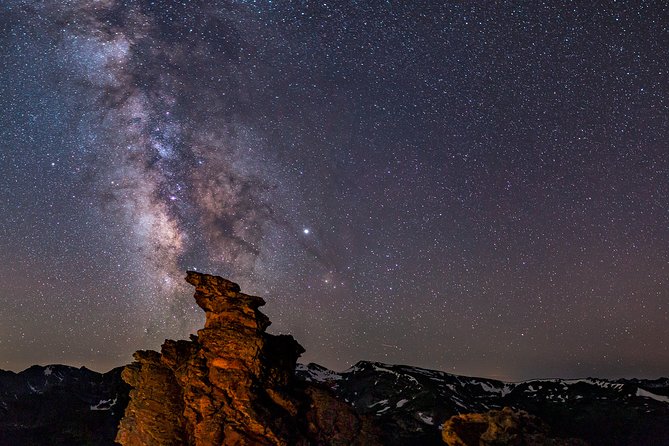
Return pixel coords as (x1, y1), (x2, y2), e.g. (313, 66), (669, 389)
(2, 272), (665, 445)
(441, 407), (588, 446)
(116, 271), (379, 446)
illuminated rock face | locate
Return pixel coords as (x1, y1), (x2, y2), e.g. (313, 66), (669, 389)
(116, 271), (380, 446)
(441, 407), (588, 446)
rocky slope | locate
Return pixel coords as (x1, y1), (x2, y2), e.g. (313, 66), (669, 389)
(1, 271), (667, 445)
(0, 365), (128, 446)
(297, 361), (669, 446)
(3, 358), (666, 445)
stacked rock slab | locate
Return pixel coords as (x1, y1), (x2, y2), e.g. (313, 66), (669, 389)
(116, 271), (380, 446)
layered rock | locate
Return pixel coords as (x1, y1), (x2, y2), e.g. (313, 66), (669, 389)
(116, 271), (380, 446)
(441, 407), (588, 446)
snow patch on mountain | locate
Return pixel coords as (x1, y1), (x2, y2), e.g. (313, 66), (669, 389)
(90, 397), (118, 411)
(416, 411), (434, 425)
(295, 363), (342, 383)
(368, 399), (389, 408)
(27, 382), (42, 394)
(636, 388), (669, 403)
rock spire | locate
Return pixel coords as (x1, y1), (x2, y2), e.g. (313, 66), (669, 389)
(116, 271), (379, 446)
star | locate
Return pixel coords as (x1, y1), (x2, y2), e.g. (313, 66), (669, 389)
(0, 0), (667, 381)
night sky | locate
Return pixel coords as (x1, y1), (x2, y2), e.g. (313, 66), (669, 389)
(1, 1), (668, 381)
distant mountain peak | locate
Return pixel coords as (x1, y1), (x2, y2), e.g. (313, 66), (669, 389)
(1, 273), (667, 445)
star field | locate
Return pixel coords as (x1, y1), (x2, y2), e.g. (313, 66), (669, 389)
(0, 1), (668, 380)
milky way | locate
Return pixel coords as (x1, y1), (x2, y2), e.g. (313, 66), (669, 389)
(1, 1), (668, 380)
(58, 1), (284, 282)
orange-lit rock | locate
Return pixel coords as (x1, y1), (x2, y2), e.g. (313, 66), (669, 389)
(116, 271), (380, 446)
(441, 407), (588, 446)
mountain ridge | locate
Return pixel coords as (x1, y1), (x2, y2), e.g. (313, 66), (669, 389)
(1, 358), (668, 445)
(1, 271), (667, 445)
(296, 360), (669, 446)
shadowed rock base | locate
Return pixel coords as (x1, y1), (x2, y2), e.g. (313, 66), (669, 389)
(115, 271), (380, 446)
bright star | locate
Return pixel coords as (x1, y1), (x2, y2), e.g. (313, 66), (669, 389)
(303, 228), (310, 235)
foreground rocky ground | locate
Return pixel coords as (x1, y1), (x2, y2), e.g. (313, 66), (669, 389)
(1, 272), (668, 445)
